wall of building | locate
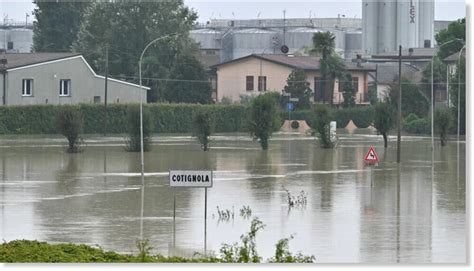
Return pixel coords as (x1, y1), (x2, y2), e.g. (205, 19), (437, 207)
(4, 57), (143, 106)
(216, 57), (371, 104)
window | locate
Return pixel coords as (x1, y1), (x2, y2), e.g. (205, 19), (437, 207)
(7, 42), (13, 50)
(205, 49), (216, 55)
(352, 77), (359, 93)
(258, 76), (267, 92)
(60, 79), (71, 96)
(93, 96), (101, 103)
(314, 77), (322, 101)
(246, 76), (254, 91)
(22, 79), (33, 96)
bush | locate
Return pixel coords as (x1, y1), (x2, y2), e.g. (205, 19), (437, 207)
(403, 117), (431, 134)
(192, 109), (215, 151)
(373, 102), (395, 148)
(247, 93), (281, 150)
(435, 107), (453, 146)
(333, 106), (374, 128)
(311, 105), (334, 148)
(125, 105), (153, 152)
(56, 107), (84, 153)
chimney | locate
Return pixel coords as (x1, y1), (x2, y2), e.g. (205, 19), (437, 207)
(356, 54), (362, 67)
(408, 48), (414, 56)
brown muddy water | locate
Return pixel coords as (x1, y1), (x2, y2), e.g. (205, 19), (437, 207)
(0, 131), (466, 263)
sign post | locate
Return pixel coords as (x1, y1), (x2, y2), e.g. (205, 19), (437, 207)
(364, 147), (379, 188)
(169, 170), (213, 255)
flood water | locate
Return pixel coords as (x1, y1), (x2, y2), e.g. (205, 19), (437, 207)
(0, 131), (466, 263)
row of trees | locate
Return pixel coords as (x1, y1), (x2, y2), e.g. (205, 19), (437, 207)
(33, 0), (212, 104)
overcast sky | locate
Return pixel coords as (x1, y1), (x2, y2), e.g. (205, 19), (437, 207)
(0, 0), (466, 23)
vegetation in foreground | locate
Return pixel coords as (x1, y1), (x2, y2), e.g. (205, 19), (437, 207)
(0, 218), (314, 263)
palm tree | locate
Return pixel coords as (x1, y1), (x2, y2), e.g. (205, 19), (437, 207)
(311, 31), (341, 105)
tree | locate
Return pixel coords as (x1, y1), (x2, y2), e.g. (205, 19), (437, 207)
(374, 102), (395, 148)
(33, 0), (91, 52)
(311, 105), (334, 148)
(282, 69), (313, 109)
(311, 32), (346, 105)
(434, 107), (453, 147)
(247, 93), (281, 150)
(72, 1), (202, 103)
(164, 54), (212, 104)
(192, 109), (215, 151)
(126, 105), (153, 152)
(449, 57), (465, 135)
(311, 31), (335, 104)
(341, 73), (356, 108)
(387, 78), (429, 118)
(435, 18), (465, 60)
(56, 107), (84, 153)
(421, 56), (447, 108)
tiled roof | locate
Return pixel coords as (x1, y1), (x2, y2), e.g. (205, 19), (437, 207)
(213, 54), (376, 71)
(371, 48), (436, 59)
(443, 50), (465, 62)
(376, 63), (422, 84)
(0, 53), (81, 70)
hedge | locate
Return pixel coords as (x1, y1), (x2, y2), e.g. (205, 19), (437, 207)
(0, 104), (247, 135)
(282, 106), (375, 128)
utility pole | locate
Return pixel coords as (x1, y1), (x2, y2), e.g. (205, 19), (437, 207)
(397, 45), (402, 163)
(103, 45), (108, 136)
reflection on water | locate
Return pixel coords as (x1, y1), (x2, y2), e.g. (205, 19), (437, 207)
(0, 131), (466, 263)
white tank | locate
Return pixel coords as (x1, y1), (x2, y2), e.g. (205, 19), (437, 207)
(363, 0), (434, 54)
(8, 29), (33, 52)
(362, 0), (378, 55)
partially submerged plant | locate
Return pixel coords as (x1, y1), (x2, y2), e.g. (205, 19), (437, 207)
(56, 107), (84, 153)
(239, 205), (252, 219)
(282, 186), (307, 208)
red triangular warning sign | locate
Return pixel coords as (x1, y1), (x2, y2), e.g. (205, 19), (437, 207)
(364, 146), (379, 164)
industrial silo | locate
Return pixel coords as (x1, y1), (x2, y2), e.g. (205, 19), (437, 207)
(190, 28), (222, 50)
(8, 28), (33, 52)
(0, 29), (7, 51)
(231, 28), (280, 59)
(286, 27), (322, 54)
(345, 31), (362, 59)
(363, 0), (434, 55)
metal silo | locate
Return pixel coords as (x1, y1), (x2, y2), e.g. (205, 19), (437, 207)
(418, 0), (434, 47)
(362, 0), (378, 55)
(345, 31), (362, 59)
(286, 27), (322, 53)
(190, 28), (222, 50)
(379, 0), (397, 53)
(0, 29), (7, 50)
(231, 28), (280, 59)
(8, 28), (33, 52)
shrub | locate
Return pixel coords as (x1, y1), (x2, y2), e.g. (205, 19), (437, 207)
(311, 105), (334, 148)
(247, 93), (281, 150)
(435, 107), (453, 146)
(125, 105), (153, 152)
(56, 107), (84, 153)
(220, 96), (233, 104)
(192, 109), (215, 151)
(403, 117), (430, 134)
(373, 102), (395, 148)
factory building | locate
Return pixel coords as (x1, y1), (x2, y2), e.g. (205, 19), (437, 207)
(0, 28), (33, 53)
(192, 15), (449, 69)
(362, 0), (435, 55)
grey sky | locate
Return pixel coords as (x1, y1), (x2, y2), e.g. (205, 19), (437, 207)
(0, 0), (466, 23)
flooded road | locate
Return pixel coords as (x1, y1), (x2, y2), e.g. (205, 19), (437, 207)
(0, 131), (466, 263)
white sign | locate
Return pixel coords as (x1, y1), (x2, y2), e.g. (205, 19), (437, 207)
(289, 97), (299, 102)
(169, 170), (213, 188)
